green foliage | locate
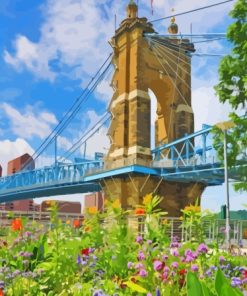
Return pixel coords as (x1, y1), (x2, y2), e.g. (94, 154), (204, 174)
(1, 197), (247, 295)
(214, 0), (247, 192)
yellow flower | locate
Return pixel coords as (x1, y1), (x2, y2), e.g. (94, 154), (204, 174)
(162, 219), (169, 225)
(143, 193), (152, 205)
(66, 220), (71, 225)
(112, 199), (121, 209)
(88, 207), (98, 214)
(183, 204), (201, 213)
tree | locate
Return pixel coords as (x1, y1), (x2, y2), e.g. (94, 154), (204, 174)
(214, 0), (247, 192)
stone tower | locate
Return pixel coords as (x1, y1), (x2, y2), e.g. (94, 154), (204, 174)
(103, 1), (204, 215)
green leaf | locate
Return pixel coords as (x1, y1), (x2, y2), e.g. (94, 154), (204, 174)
(186, 271), (203, 296)
(201, 281), (216, 296)
(215, 269), (243, 296)
(124, 281), (147, 293)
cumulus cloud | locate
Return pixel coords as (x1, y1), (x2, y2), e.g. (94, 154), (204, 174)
(3, 0), (235, 84)
(0, 138), (34, 176)
(1, 103), (58, 140)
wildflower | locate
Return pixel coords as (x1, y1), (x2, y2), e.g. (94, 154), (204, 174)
(138, 251), (145, 261)
(135, 208), (145, 215)
(162, 255), (168, 261)
(66, 220), (71, 225)
(88, 207), (97, 214)
(153, 260), (163, 271)
(231, 277), (242, 287)
(147, 240), (152, 245)
(172, 249), (179, 257)
(73, 219), (80, 228)
(24, 231), (32, 237)
(135, 262), (144, 269)
(161, 271), (169, 282)
(191, 264), (199, 272)
(136, 235), (143, 244)
(147, 293), (152, 296)
(179, 269), (186, 275)
(127, 262), (133, 269)
(112, 199), (121, 209)
(77, 255), (81, 265)
(11, 218), (23, 231)
(171, 262), (179, 269)
(197, 243), (208, 254)
(242, 270), (247, 278)
(164, 266), (169, 272)
(0, 289), (3, 296)
(143, 193), (152, 205)
(139, 269), (148, 277)
(156, 288), (161, 296)
(219, 256), (225, 263)
(170, 241), (180, 248)
(184, 249), (196, 262)
(81, 248), (90, 256)
(205, 269), (212, 277)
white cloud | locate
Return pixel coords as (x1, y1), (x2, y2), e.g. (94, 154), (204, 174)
(0, 138), (34, 176)
(4, 0), (235, 84)
(1, 103), (58, 140)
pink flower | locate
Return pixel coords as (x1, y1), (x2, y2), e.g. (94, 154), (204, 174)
(172, 249), (179, 257)
(139, 269), (148, 277)
(171, 262), (179, 269)
(191, 264), (199, 272)
(138, 251), (145, 261)
(153, 260), (163, 271)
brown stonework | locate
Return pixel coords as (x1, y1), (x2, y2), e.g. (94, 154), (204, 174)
(103, 1), (205, 213)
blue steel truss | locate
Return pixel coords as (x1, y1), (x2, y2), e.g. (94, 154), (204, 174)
(0, 126), (245, 202)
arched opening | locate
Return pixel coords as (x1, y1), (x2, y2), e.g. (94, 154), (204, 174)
(148, 88), (157, 150)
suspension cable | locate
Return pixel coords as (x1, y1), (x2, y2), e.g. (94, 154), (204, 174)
(150, 0), (234, 23)
(150, 43), (190, 107)
(59, 113), (111, 161)
(21, 53), (113, 170)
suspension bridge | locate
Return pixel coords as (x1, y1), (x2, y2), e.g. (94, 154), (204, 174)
(0, 1), (245, 215)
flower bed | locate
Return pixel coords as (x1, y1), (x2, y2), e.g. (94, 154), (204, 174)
(0, 196), (246, 295)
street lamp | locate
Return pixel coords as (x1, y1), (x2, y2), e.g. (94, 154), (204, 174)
(215, 120), (235, 250)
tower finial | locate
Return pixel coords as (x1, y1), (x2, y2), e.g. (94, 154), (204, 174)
(168, 10), (178, 34)
(127, 0), (138, 18)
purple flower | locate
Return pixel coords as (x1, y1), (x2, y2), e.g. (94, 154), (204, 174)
(156, 288), (161, 296)
(219, 256), (225, 263)
(147, 240), (152, 245)
(138, 251), (145, 261)
(127, 262), (133, 269)
(231, 277), (242, 287)
(197, 243), (208, 254)
(77, 255), (81, 265)
(162, 255), (168, 261)
(153, 260), (163, 271)
(191, 264), (199, 272)
(164, 266), (169, 272)
(184, 249), (196, 262)
(170, 241), (180, 248)
(139, 269), (148, 277)
(136, 235), (143, 244)
(205, 269), (212, 277)
(172, 249), (179, 257)
(135, 262), (144, 269)
(171, 262), (179, 269)
(147, 293), (152, 296)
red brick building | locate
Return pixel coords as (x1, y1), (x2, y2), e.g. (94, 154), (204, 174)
(2, 153), (36, 212)
(41, 200), (81, 214)
(84, 192), (104, 213)
(7, 153), (34, 175)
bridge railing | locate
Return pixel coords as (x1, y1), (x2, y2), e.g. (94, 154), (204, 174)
(0, 161), (103, 194)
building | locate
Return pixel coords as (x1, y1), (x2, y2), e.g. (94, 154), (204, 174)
(41, 200), (81, 214)
(84, 192), (104, 213)
(4, 153), (35, 212)
(7, 153), (34, 175)
(4, 200), (34, 212)
(0, 165), (2, 177)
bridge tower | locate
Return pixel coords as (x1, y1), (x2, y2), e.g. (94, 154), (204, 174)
(103, 1), (204, 215)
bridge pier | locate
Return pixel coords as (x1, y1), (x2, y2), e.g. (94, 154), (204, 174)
(102, 175), (205, 217)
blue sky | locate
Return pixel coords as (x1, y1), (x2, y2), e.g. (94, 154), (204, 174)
(0, 0), (245, 212)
